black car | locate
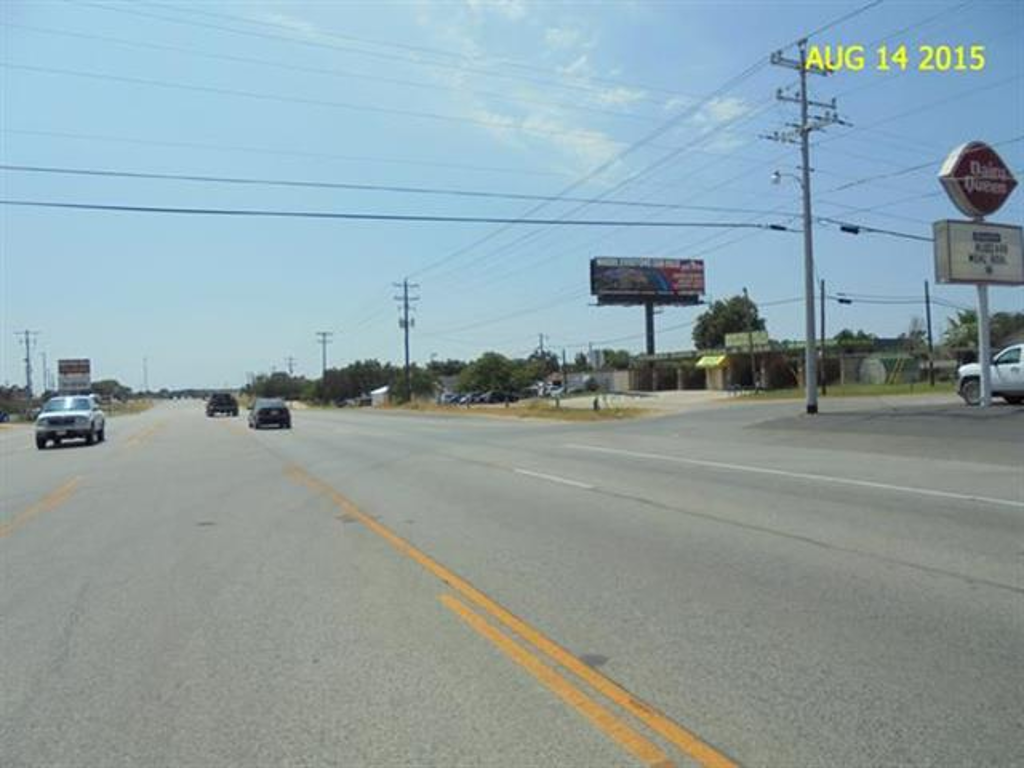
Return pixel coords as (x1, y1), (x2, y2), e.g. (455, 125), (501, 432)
(206, 392), (239, 417)
(248, 398), (291, 429)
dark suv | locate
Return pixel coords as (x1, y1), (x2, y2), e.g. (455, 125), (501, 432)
(206, 392), (239, 417)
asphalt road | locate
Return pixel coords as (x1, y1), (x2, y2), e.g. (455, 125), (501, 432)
(2, 398), (1022, 767)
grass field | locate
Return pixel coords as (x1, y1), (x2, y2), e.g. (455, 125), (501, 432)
(386, 400), (651, 421)
(742, 382), (955, 400)
(105, 399), (155, 416)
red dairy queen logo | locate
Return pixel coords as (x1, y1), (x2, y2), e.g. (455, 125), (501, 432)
(939, 141), (1017, 218)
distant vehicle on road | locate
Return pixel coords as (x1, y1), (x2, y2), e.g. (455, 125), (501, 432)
(248, 398), (292, 429)
(957, 344), (1024, 405)
(0, 410), (9, 423)
(35, 394), (105, 449)
(206, 392), (239, 417)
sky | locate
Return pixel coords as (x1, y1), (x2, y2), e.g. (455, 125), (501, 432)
(2, 0), (1022, 390)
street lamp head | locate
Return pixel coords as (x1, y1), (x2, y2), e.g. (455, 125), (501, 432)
(771, 170), (782, 185)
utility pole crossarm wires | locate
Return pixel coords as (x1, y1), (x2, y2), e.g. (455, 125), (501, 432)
(768, 39), (849, 414)
(394, 279), (420, 402)
(15, 330), (40, 399)
(315, 331), (334, 378)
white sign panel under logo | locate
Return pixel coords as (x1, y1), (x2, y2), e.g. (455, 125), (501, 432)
(58, 358), (92, 392)
(933, 220), (1023, 285)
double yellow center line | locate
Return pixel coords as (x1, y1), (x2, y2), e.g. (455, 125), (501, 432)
(287, 465), (736, 768)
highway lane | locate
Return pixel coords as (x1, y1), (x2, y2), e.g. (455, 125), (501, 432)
(2, 399), (1022, 767)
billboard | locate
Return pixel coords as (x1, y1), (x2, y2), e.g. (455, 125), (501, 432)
(933, 220), (1023, 285)
(590, 258), (705, 305)
(58, 359), (92, 393)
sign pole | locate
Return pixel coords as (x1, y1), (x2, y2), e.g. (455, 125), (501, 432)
(976, 283), (992, 408)
(934, 140), (1020, 409)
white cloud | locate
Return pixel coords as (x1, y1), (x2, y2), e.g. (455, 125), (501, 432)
(257, 12), (321, 40)
(560, 54), (592, 78)
(663, 95), (691, 113)
(593, 86), (647, 107)
(544, 26), (584, 50)
(702, 96), (751, 124)
(520, 114), (619, 170)
(465, 0), (527, 21)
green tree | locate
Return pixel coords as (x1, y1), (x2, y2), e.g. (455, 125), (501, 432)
(426, 358), (466, 377)
(573, 352), (590, 372)
(600, 349), (632, 370)
(692, 295), (766, 350)
(392, 365), (437, 402)
(942, 310), (1024, 352)
(458, 352), (516, 392)
(942, 309), (976, 350)
(248, 372), (307, 400)
(91, 378), (133, 400)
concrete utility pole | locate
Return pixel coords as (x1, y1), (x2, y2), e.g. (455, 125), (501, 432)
(768, 39), (848, 414)
(285, 356), (296, 376)
(742, 287), (757, 389)
(315, 331), (334, 378)
(143, 356), (149, 392)
(41, 351), (48, 394)
(393, 279), (420, 401)
(924, 280), (935, 387)
(819, 278), (827, 395)
(15, 330), (40, 398)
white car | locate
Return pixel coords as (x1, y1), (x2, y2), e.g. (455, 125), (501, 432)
(956, 344), (1024, 406)
(35, 395), (106, 449)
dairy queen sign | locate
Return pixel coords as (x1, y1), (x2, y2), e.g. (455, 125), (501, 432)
(938, 141), (1018, 218)
(934, 140), (1022, 408)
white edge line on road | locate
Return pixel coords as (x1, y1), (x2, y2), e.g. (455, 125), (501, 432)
(564, 443), (1024, 509)
(513, 468), (594, 490)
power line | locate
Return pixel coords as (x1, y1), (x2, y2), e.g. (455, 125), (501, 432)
(345, 0), (884, 334)
(820, 134), (1024, 194)
(118, 0), (691, 103)
(0, 163), (803, 217)
(2, 21), (662, 125)
(2, 128), (568, 179)
(0, 199), (797, 229)
(80, 0), (683, 108)
(1, 63), (669, 148)
(800, 0), (885, 42)
(419, 96), (780, 289)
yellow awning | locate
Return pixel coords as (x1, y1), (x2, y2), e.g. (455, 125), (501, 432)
(695, 355), (727, 369)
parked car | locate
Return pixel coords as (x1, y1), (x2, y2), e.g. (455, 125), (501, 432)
(481, 391), (519, 404)
(0, 410), (9, 423)
(35, 394), (105, 449)
(248, 398), (292, 429)
(957, 344), (1024, 405)
(206, 392), (239, 417)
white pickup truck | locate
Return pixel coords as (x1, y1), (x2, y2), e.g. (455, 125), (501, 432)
(956, 343), (1024, 405)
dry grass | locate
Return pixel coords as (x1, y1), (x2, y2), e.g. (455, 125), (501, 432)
(105, 399), (155, 416)
(385, 400), (651, 422)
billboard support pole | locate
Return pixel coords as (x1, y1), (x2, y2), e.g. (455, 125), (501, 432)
(977, 283), (992, 408)
(644, 302), (655, 356)
(924, 280), (935, 387)
(645, 301), (655, 391)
